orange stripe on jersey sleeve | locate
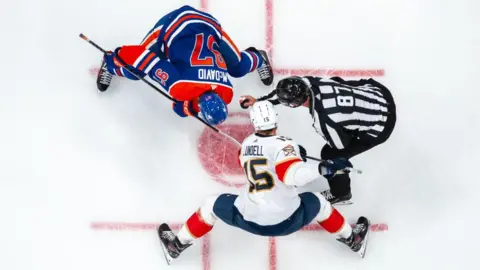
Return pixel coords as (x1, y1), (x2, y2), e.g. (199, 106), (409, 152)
(138, 52), (155, 71)
(275, 157), (302, 182)
(164, 14), (222, 43)
(221, 30), (241, 58)
(141, 30), (161, 48)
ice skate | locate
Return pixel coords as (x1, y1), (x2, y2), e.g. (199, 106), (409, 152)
(321, 189), (353, 205)
(246, 47), (274, 86)
(96, 58), (113, 92)
(157, 223), (192, 265)
(337, 216), (370, 258)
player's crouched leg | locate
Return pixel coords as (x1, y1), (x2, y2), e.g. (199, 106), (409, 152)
(311, 192), (352, 239)
(176, 195), (219, 245)
(158, 195), (220, 262)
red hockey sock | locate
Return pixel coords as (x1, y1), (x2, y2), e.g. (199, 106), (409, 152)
(185, 210), (214, 238)
(318, 208), (346, 233)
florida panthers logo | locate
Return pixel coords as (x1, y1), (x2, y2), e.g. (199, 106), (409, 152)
(154, 69), (169, 86)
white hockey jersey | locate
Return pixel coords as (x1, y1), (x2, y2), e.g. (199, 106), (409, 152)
(236, 133), (320, 226)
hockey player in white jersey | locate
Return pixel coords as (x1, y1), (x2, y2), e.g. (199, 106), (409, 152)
(157, 101), (370, 264)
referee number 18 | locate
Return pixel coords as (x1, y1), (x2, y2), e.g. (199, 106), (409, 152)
(337, 96), (354, 107)
(334, 86), (354, 107)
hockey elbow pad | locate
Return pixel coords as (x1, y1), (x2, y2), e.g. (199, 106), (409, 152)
(172, 101), (198, 118)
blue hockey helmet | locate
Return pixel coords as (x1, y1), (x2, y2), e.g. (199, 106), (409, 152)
(199, 92), (228, 125)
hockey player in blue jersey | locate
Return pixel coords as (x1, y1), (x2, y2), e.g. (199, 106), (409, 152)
(96, 5), (274, 126)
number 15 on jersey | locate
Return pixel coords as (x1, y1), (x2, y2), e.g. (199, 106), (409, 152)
(243, 158), (275, 193)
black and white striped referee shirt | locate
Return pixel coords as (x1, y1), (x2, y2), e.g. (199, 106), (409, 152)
(260, 76), (395, 149)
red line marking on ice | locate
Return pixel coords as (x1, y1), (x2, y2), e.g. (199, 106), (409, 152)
(267, 223), (388, 270)
(274, 68), (385, 77)
(265, 0), (274, 65)
(203, 234), (211, 270)
(88, 0), (384, 78)
(301, 223), (389, 232)
(90, 221), (387, 270)
(269, 237), (277, 270)
(200, 0), (208, 12)
(89, 1), (388, 269)
(89, 221), (388, 232)
(263, 0), (384, 77)
(90, 222), (210, 270)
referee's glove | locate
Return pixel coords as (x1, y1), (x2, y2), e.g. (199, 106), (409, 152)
(318, 158), (353, 176)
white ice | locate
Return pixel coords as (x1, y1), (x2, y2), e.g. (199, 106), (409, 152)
(2, 0), (480, 269)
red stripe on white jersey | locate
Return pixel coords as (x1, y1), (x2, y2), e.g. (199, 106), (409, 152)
(318, 208), (346, 233)
(275, 157), (302, 182)
(185, 209), (213, 238)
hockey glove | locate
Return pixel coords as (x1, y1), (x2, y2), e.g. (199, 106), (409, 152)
(298, 145), (307, 162)
(318, 158), (353, 176)
(102, 51), (118, 74)
(172, 100), (198, 118)
(103, 46), (153, 80)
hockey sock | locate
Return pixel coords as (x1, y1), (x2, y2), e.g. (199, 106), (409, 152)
(243, 50), (263, 72)
(318, 208), (352, 239)
(225, 49), (264, 77)
(177, 209), (214, 245)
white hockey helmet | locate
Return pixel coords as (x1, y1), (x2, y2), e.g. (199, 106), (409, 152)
(249, 101), (278, 131)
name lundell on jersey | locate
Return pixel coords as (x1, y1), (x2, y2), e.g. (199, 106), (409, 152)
(198, 69), (229, 82)
(243, 145), (264, 156)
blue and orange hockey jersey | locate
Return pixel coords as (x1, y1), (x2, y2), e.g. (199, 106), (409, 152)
(105, 5), (264, 115)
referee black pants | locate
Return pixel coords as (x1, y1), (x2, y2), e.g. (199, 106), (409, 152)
(320, 85), (397, 197)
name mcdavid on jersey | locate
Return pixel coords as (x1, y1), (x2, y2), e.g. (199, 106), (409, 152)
(198, 68), (229, 83)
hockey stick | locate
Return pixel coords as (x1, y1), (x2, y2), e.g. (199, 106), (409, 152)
(305, 155), (362, 174)
(79, 33), (242, 148)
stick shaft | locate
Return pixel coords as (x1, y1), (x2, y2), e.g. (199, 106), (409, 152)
(79, 33), (107, 54)
(305, 155), (362, 174)
(79, 33), (243, 147)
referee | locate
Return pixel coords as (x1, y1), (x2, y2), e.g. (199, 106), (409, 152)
(240, 76), (397, 205)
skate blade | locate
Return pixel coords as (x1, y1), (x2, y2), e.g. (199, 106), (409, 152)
(332, 200), (354, 206)
(159, 240), (174, 265)
(357, 220), (371, 258)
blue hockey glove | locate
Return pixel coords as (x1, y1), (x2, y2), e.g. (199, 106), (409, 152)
(318, 158), (353, 176)
(103, 47), (148, 80)
(172, 100), (198, 118)
(102, 51), (116, 74)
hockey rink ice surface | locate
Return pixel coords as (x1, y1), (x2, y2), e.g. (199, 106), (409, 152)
(2, 0), (480, 269)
